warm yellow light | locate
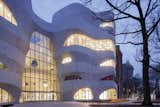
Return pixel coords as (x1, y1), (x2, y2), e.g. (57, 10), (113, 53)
(74, 88), (93, 100)
(7, 13), (11, 17)
(100, 59), (115, 67)
(0, 3), (2, 7)
(0, 0), (17, 25)
(64, 34), (115, 51)
(43, 82), (48, 88)
(0, 88), (12, 103)
(99, 21), (114, 28)
(0, 62), (8, 70)
(21, 32), (59, 102)
(99, 88), (117, 100)
(61, 56), (72, 64)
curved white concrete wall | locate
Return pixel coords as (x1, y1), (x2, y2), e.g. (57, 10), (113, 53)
(52, 4), (117, 101)
(0, 20), (29, 102)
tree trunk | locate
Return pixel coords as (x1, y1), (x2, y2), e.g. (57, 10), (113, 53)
(141, 19), (152, 105)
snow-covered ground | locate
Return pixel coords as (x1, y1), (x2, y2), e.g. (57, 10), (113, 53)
(12, 101), (89, 107)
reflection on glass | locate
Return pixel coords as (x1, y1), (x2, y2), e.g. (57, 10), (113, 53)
(21, 32), (59, 102)
(99, 88), (117, 100)
(0, 0), (17, 25)
(74, 88), (93, 100)
(64, 34), (115, 51)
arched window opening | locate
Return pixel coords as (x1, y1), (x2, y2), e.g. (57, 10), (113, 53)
(99, 88), (117, 100)
(0, 0), (17, 25)
(0, 88), (13, 103)
(99, 21), (114, 28)
(64, 75), (82, 81)
(0, 62), (8, 70)
(64, 34), (115, 51)
(73, 88), (93, 100)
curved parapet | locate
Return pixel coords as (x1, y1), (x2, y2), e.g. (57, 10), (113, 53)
(0, 5), (30, 102)
(52, 3), (115, 38)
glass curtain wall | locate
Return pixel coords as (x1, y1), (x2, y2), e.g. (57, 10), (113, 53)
(64, 34), (115, 51)
(99, 88), (117, 100)
(73, 88), (93, 100)
(20, 32), (60, 102)
(0, 0), (17, 25)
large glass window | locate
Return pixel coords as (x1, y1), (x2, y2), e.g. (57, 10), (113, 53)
(99, 88), (117, 100)
(64, 75), (82, 81)
(0, 62), (8, 70)
(101, 75), (113, 80)
(20, 32), (59, 102)
(0, 0), (17, 25)
(99, 59), (115, 68)
(99, 21), (114, 28)
(73, 88), (93, 100)
(0, 88), (12, 103)
(64, 34), (115, 51)
(61, 56), (72, 64)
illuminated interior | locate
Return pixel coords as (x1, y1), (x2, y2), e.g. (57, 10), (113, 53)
(64, 34), (115, 51)
(61, 56), (72, 64)
(99, 88), (117, 100)
(0, 88), (12, 103)
(99, 21), (114, 28)
(21, 32), (60, 102)
(101, 75), (113, 80)
(0, 62), (8, 70)
(0, 0), (17, 25)
(64, 75), (82, 81)
(73, 88), (93, 100)
(99, 59), (115, 67)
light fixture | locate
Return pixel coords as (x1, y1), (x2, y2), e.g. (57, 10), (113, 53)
(61, 56), (72, 64)
(43, 82), (48, 88)
(0, 3), (2, 8)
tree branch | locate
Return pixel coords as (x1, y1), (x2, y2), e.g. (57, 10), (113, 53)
(105, 0), (139, 20)
(116, 29), (142, 35)
(145, 0), (152, 18)
(149, 65), (160, 72)
(95, 16), (130, 22)
(117, 41), (143, 45)
(145, 2), (160, 18)
(151, 58), (160, 65)
(147, 18), (160, 36)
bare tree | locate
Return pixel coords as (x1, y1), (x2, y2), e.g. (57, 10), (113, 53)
(106, 0), (160, 105)
(82, 0), (160, 105)
(105, 0), (160, 105)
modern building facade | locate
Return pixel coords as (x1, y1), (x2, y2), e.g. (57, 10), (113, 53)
(0, 0), (117, 104)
